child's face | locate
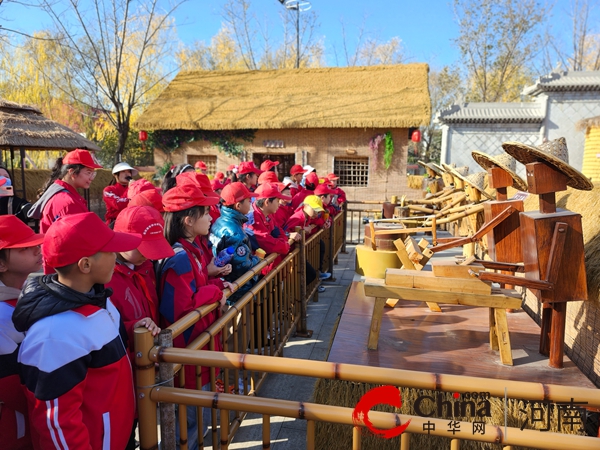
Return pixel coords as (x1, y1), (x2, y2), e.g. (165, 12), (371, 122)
(70, 167), (96, 190)
(304, 205), (317, 218)
(190, 212), (212, 237)
(91, 251), (117, 285)
(329, 180), (337, 188)
(119, 249), (147, 266)
(320, 194), (331, 206)
(265, 198), (280, 215)
(0, 246), (42, 278)
(237, 198), (251, 215)
(116, 170), (132, 185)
(247, 173), (258, 187)
(292, 173), (303, 184)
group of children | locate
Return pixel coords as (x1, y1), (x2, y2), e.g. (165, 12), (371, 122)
(0, 150), (345, 449)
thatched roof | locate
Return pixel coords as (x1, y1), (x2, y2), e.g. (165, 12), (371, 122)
(577, 115), (600, 131)
(135, 64), (431, 131)
(0, 99), (101, 151)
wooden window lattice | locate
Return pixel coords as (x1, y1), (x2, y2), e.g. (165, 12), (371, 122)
(334, 157), (369, 187)
(187, 155), (217, 175)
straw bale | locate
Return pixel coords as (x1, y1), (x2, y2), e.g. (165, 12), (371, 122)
(0, 99), (101, 151)
(135, 64), (431, 131)
(408, 175), (425, 190)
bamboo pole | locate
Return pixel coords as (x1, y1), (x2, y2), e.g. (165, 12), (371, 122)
(263, 415), (271, 449)
(426, 204), (485, 225)
(150, 389), (600, 450)
(451, 438), (460, 450)
(134, 328), (158, 450)
(158, 329), (176, 450)
(307, 420), (316, 450)
(400, 432), (411, 450)
(352, 425), (361, 450)
(151, 350), (600, 407)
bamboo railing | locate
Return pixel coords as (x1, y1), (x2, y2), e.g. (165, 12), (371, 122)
(135, 346), (600, 450)
(138, 212), (344, 449)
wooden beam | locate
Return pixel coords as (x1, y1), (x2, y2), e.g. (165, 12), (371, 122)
(385, 270), (492, 295)
(368, 297), (387, 350)
(431, 261), (485, 279)
(494, 308), (513, 366)
(477, 272), (553, 291)
(363, 282), (523, 309)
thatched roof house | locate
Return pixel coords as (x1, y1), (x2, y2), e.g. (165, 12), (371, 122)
(137, 64), (431, 202)
(0, 99), (100, 151)
(136, 65), (430, 131)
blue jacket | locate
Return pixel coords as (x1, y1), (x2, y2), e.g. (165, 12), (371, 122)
(209, 206), (260, 282)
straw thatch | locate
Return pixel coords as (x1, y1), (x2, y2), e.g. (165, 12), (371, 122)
(576, 115), (600, 132)
(0, 99), (100, 151)
(135, 64), (431, 131)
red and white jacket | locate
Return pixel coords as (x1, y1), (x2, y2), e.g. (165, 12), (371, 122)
(103, 183), (129, 224)
(37, 180), (89, 234)
(13, 276), (135, 450)
(0, 285), (33, 450)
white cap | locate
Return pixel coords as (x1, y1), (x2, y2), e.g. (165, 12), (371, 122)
(303, 165), (315, 173)
(282, 176), (296, 188)
(112, 162), (138, 176)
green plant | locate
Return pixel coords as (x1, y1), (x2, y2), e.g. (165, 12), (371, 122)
(148, 129), (256, 159)
(384, 131), (395, 169)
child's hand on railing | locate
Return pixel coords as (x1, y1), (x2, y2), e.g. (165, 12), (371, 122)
(289, 232), (301, 242)
(222, 281), (235, 292)
(134, 318), (161, 336)
(219, 291), (228, 313)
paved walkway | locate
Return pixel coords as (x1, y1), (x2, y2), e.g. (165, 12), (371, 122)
(222, 245), (358, 449)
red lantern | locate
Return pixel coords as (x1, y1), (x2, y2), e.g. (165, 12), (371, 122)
(411, 130), (421, 142)
(139, 130), (148, 141)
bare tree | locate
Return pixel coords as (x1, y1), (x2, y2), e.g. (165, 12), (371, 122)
(543, 0), (600, 72)
(453, 0), (548, 102)
(34, 0), (185, 162)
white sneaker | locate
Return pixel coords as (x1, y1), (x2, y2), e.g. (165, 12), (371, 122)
(319, 272), (331, 280)
(318, 285), (326, 293)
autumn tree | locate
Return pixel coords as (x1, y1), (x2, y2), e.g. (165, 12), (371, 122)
(453, 0), (548, 102)
(33, 0), (184, 162)
(543, 0), (600, 72)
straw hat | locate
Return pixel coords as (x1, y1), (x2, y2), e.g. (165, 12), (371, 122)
(502, 137), (593, 191)
(471, 151), (528, 192)
(442, 164), (469, 179)
(417, 160), (442, 176)
(454, 171), (494, 199)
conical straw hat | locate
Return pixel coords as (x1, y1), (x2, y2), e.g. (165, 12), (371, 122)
(418, 160), (443, 176)
(471, 151), (528, 192)
(502, 137), (593, 191)
(453, 170), (494, 199)
(442, 164), (469, 180)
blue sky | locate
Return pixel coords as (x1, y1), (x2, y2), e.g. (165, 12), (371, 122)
(0, 0), (594, 71)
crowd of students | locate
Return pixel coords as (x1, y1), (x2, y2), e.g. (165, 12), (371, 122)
(0, 150), (345, 450)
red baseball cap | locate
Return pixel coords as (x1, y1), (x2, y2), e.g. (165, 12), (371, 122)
(254, 183), (292, 201)
(215, 172), (225, 180)
(220, 182), (257, 205)
(260, 160), (279, 171)
(163, 184), (220, 212)
(227, 164), (238, 172)
(258, 171), (279, 185)
(114, 206), (174, 260)
(194, 161), (207, 170)
(305, 172), (319, 186)
(290, 164), (306, 176)
(0, 216), (44, 249)
(327, 173), (340, 180)
(63, 149), (102, 169)
(127, 179), (156, 198)
(128, 189), (164, 212)
(314, 183), (336, 196)
(176, 172), (220, 199)
(211, 178), (226, 191)
(238, 161), (262, 175)
(43, 212), (141, 268)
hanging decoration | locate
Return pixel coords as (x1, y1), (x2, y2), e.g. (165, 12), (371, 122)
(369, 134), (385, 166)
(384, 131), (395, 169)
(147, 129), (256, 158)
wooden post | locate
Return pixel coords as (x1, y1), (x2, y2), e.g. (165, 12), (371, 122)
(263, 414), (271, 449)
(352, 425), (361, 450)
(400, 432), (411, 450)
(158, 329), (176, 450)
(134, 328), (158, 450)
(367, 297), (387, 350)
(549, 302), (567, 369)
(342, 203), (348, 253)
(296, 228), (312, 338)
(328, 221), (336, 280)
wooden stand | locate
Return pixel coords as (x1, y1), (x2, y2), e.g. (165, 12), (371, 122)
(476, 162), (588, 369)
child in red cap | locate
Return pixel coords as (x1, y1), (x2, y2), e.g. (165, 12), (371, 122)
(291, 171), (319, 210)
(209, 182), (260, 304)
(0, 216), (44, 449)
(13, 212), (142, 450)
(159, 184), (228, 446)
(289, 164), (306, 197)
(237, 161), (261, 192)
(326, 173), (346, 208)
(28, 148), (101, 235)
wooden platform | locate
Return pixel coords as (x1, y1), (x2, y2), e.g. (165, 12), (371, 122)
(328, 280), (596, 387)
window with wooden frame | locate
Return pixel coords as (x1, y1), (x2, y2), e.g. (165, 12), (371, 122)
(187, 155), (217, 175)
(333, 157), (369, 187)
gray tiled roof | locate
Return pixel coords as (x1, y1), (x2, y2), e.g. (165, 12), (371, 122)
(437, 102), (544, 124)
(522, 71), (600, 96)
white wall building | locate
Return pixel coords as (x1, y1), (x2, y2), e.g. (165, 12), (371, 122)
(438, 71), (600, 174)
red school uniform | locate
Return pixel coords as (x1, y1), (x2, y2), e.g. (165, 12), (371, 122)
(38, 180), (88, 234)
(103, 182), (130, 224)
(158, 238), (223, 388)
(106, 260), (159, 358)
